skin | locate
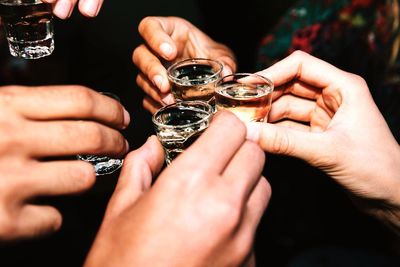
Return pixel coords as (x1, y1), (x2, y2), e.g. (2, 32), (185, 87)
(132, 16), (237, 113)
(41, 0), (104, 19)
(246, 51), (400, 233)
(85, 112), (271, 267)
(0, 85), (129, 241)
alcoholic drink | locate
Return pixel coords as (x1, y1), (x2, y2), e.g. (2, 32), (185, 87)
(153, 101), (213, 164)
(215, 73), (274, 122)
(215, 84), (271, 122)
(167, 58), (223, 102)
(0, 0), (54, 59)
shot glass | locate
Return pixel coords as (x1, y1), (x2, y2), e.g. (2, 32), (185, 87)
(0, 0), (54, 59)
(215, 73), (274, 122)
(152, 101), (213, 165)
(77, 92), (124, 176)
(167, 58), (223, 103)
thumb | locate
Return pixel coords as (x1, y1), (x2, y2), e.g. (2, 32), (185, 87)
(103, 136), (165, 221)
(246, 122), (329, 165)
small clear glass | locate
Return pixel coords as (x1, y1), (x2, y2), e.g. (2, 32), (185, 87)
(215, 73), (274, 122)
(152, 101), (213, 165)
(77, 92), (124, 176)
(0, 0), (54, 59)
(167, 58), (223, 103)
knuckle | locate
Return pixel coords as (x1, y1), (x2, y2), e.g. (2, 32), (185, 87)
(291, 49), (308, 59)
(216, 111), (246, 136)
(269, 128), (292, 155)
(70, 86), (96, 116)
(348, 73), (368, 89)
(138, 16), (154, 35)
(84, 123), (106, 153)
(213, 196), (242, 230)
(0, 215), (17, 240)
(113, 132), (127, 155)
(244, 141), (265, 162)
(0, 87), (19, 105)
(0, 119), (24, 154)
(72, 163), (96, 192)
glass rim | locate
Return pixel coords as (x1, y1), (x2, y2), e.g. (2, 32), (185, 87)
(216, 72), (274, 90)
(152, 100), (213, 129)
(167, 58), (224, 85)
(0, 0), (45, 5)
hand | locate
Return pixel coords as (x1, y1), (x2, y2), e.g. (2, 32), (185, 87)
(41, 0), (103, 19)
(0, 85), (129, 241)
(247, 51), (400, 231)
(133, 16), (236, 113)
(85, 112), (271, 267)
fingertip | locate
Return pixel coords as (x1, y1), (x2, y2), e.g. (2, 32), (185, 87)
(221, 65), (233, 77)
(53, 0), (73, 19)
(246, 122), (262, 143)
(160, 42), (176, 60)
(79, 0), (102, 17)
(122, 108), (131, 128)
(161, 93), (175, 105)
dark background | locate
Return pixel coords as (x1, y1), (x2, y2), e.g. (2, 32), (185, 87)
(0, 0), (399, 266)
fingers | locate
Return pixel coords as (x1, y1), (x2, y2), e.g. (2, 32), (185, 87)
(43, 0), (103, 19)
(26, 120), (128, 157)
(268, 94), (317, 123)
(271, 81), (321, 102)
(15, 205), (62, 240)
(104, 136), (165, 220)
(143, 97), (162, 114)
(20, 160), (96, 199)
(246, 122), (330, 165)
(78, 0), (103, 17)
(171, 111), (247, 176)
(0, 86), (130, 129)
(257, 50), (350, 89)
(51, 0), (78, 19)
(133, 45), (171, 94)
(241, 177), (271, 237)
(136, 73), (174, 105)
(138, 17), (178, 60)
(222, 141), (265, 200)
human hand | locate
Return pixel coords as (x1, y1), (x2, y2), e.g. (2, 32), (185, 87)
(41, 0), (103, 19)
(133, 16), (236, 113)
(85, 112), (271, 267)
(247, 51), (400, 231)
(0, 85), (129, 241)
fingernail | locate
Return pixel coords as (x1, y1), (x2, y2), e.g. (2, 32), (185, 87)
(125, 140), (130, 152)
(81, 0), (100, 17)
(123, 108), (131, 128)
(161, 93), (175, 105)
(153, 75), (164, 90)
(53, 0), (72, 19)
(160, 43), (174, 59)
(221, 66), (233, 77)
(246, 122), (261, 142)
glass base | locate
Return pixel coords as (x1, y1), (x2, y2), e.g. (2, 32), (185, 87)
(77, 155), (124, 176)
(8, 37), (54, 59)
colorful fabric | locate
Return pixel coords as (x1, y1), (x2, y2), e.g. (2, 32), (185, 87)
(257, 0), (400, 140)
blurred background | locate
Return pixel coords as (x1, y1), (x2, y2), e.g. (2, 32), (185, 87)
(0, 0), (399, 266)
